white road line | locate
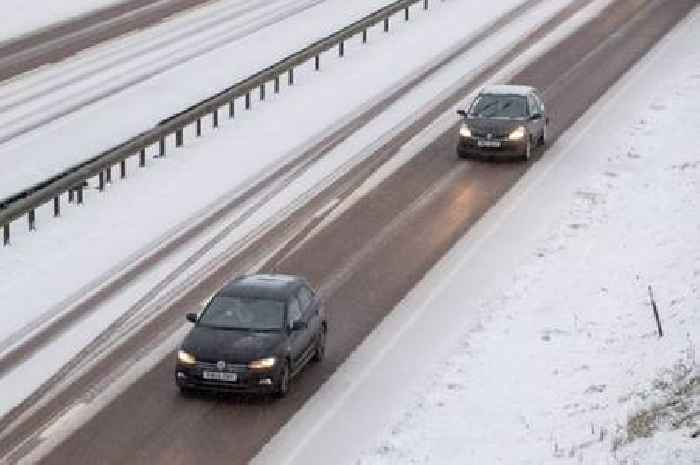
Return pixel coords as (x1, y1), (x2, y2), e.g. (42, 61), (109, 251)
(313, 198), (340, 219)
(252, 0), (636, 463)
(1, 1), (619, 462)
(15, 326), (189, 465)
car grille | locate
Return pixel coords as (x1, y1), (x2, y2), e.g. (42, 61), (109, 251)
(472, 130), (508, 139)
(196, 361), (248, 372)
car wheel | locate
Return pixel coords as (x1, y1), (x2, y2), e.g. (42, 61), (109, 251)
(521, 136), (532, 161)
(312, 325), (327, 362)
(179, 386), (194, 397)
(539, 125), (547, 147)
(275, 361), (290, 398)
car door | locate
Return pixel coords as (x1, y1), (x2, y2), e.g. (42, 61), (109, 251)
(526, 93), (540, 137)
(298, 285), (321, 353)
(286, 296), (312, 371)
(528, 92), (545, 137)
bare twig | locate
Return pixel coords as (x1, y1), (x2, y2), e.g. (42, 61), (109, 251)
(647, 285), (663, 337)
(673, 411), (700, 429)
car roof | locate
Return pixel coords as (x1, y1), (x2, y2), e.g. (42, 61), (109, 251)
(478, 84), (536, 96)
(219, 274), (304, 301)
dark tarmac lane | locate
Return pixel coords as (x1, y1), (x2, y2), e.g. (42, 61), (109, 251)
(0, 0), (217, 82)
(2, 0), (695, 464)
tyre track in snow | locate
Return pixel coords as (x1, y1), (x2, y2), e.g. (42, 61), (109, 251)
(0, 0), (554, 394)
(0, 0), (593, 460)
(0, 0), (240, 82)
(0, 0), (328, 146)
(28, 0), (697, 464)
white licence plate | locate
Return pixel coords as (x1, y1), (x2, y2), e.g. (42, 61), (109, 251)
(203, 371), (238, 382)
(478, 140), (501, 148)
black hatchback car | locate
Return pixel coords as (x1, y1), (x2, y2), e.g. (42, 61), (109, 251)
(456, 85), (548, 161)
(175, 274), (327, 397)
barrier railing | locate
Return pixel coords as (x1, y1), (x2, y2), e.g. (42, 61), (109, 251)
(1, 0), (435, 246)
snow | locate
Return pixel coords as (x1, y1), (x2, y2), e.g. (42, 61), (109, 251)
(252, 6), (700, 465)
(0, 0), (697, 462)
(0, 0), (583, 419)
(479, 83), (535, 95)
(0, 0), (429, 200)
(0, 0), (127, 43)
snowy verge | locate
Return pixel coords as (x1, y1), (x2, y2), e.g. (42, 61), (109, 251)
(252, 5), (700, 465)
(0, 0), (585, 419)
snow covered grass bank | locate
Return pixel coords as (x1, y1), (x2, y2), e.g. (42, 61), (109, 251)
(354, 8), (700, 465)
(254, 6), (700, 465)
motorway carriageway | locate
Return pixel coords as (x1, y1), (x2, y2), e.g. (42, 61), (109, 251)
(0, 0), (697, 463)
(0, 0), (226, 82)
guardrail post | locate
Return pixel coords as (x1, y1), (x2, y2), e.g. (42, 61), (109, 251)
(196, 119), (202, 137)
(158, 138), (166, 157)
(99, 171), (105, 191)
(339, 41), (344, 57)
(120, 160), (127, 179)
(260, 83), (266, 101)
(245, 92), (251, 110)
(212, 109), (219, 128)
(405, 7), (409, 20)
(288, 68), (294, 85)
(3, 224), (9, 246)
(106, 165), (112, 184)
(315, 55), (320, 71)
(28, 210), (36, 231)
(176, 128), (184, 147)
(384, 17), (389, 32)
(77, 186), (84, 204)
(139, 148), (146, 167)
(362, 29), (367, 43)
(229, 100), (235, 118)
(54, 196), (60, 217)
(274, 76), (280, 93)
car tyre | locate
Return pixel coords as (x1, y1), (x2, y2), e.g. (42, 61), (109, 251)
(275, 361), (290, 398)
(179, 386), (194, 397)
(312, 325), (327, 362)
(539, 125), (547, 147)
(521, 136), (532, 161)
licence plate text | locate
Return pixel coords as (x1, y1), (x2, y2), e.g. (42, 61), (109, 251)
(203, 371), (238, 382)
(478, 140), (501, 148)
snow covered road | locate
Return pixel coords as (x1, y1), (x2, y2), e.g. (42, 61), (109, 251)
(253, 5), (700, 464)
(0, 0), (404, 201)
(0, 0), (697, 463)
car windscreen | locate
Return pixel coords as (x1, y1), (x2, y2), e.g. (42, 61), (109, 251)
(469, 94), (527, 118)
(198, 296), (285, 331)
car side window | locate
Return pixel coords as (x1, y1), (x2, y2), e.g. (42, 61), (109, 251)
(298, 286), (314, 315)
(533, 93), (545, 114)
(527, 94), (538, 116)
(287, 297), (302, 326)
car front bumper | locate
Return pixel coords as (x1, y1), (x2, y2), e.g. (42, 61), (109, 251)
(175, 362), (282, 394)
(457, 136), (527, 159)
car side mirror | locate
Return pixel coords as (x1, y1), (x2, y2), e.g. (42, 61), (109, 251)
(456, 109), (467, 118)
(186, 312), (198, 323)
(291, 320), (307, 331)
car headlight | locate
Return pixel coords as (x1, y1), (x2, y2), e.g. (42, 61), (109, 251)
(248, 357), (277, 369)
(459, 125), (472, 138)
(177, 350), (196, 365)
(508, 126), (526, 140)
